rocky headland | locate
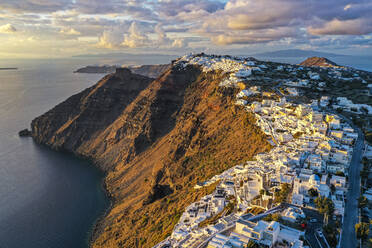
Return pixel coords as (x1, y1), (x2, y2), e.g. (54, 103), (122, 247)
(30, 57), (270, 247)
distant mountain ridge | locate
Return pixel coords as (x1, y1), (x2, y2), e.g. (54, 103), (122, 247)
(253, 49), (346, 58)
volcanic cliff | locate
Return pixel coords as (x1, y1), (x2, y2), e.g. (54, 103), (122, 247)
(31, 59), (271, 247)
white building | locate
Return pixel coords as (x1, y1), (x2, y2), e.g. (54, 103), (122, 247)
(234, 219), (280, 247)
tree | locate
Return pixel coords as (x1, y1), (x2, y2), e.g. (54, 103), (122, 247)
(355, 222), (370, 241)
(259, 189), (265, 196)
(308, 188), (319, 197)
(263, 213), (281, 222)
(274, 183), (291, 203)
(358, 196), (369, 209)
(330, 184), (336, 194)
(315, 196), (334, 224)
(362, 157), (369, 166)
(361, 107), (369, 115)
(361, 165), (369, 176)
(335, 171), (345, 177)
(246, 240), (260, 248)
(323, 224), (338, 247)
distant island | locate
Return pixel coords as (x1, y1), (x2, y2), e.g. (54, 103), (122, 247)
(74, 64), (170, 78)
(74, 65), (117, 74)
(0, 68), (18, 70)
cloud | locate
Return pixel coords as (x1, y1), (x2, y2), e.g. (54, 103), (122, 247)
(156, 0), (225, 18)
(73, 0), (154, 18)
(121, 22), (150, 48)
(96, 30), (120, 49)
(96, 21), (189, 50)
(0, 24), (17, 33)
(0, 0), (71, 13)
(172, 38), (187, 48)
(154, 24), (170, 44)
(344, 4), (352, 11)
(211, 27), (299, 45)
(308, 18), (372, 35)
(188, 0), (372, 46)
(2, 0), (372, 56)
(59, 27), (81, 35)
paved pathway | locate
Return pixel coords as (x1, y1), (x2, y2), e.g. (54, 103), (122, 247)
(340, 116), (364, 248)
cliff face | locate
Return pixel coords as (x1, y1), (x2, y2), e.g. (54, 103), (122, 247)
(32, 68), (153, 167)
(31, 62), (271, 247)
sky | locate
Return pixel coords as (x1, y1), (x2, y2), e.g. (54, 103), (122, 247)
(0, 0), (372, 58)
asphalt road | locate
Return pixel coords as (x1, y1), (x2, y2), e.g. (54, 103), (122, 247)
(303, 207), (324, 248)
(340, 117), (364, 248)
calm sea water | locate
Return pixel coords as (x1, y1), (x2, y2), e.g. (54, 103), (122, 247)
(0, 59), (109, 248)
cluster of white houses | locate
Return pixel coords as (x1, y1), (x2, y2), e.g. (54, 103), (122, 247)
(246, 96), (355, 214)
(154, 54), (360, 248)
(208, 219), (304, 248)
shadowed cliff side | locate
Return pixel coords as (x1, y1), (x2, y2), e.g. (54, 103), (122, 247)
(31, 68), (153, 156)
(31, 63), (271, 247)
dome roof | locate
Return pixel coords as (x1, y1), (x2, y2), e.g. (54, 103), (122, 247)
(309, 174), (320, 185)
(310, 174), (320, 181)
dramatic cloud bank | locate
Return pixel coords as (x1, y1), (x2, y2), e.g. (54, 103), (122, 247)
(0, 0), (372, 57)
(0, 24), (17, 34)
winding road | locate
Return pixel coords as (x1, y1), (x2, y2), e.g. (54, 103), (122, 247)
(339, 115), (364, 248)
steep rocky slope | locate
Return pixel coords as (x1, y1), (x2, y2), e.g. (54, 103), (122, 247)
(31, 60), (271, 247)
(32, 68), (153, 166)
(299, 56), (339, 67)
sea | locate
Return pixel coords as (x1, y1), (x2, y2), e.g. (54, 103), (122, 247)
(0, 59), (109, 248)
(0, 55), (176, 248)
(0, 54), (370, 248)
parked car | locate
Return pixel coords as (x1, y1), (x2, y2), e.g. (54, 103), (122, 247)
(310, 218), (317, 223)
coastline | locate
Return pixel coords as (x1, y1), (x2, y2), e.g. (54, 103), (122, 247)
(88, 174), (113, 247)
(29, 138), (113, 248)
